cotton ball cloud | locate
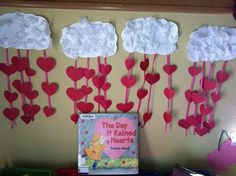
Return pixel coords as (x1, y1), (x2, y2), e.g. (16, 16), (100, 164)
(121, 17), (179, 55)
(0, 12), (51, 50)
(60, 17), (118, 59)
(187, 25), (236, 62)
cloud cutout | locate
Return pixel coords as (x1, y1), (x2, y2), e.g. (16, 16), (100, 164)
(121, 17), (179, 55)
(60, 17), (118, 59)
(0, 12), (51, 50)
(187, 25), (236, 62)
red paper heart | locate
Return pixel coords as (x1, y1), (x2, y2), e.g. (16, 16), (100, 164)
(66, 87), (84, 101)
(41, 82), (58, 96)
(94, 95), (105, 104)
(13, 80), (32, 94)
(0, 63), (17, 76)
(163, 112), (172, 124)
(145, 73), (160, 85)
(137, 88), (148, 100)
(125, 58), (135, 70)
(116, 102), (134, 113)
(84, 68), (95, 79)
(3, 107), (19, 121)
(195, 127), (209, 137)
(202, 77), (216, 91)
(102, 82), (111, 91)
(200, 104), (213, 116)
(66, 66), (84, 82)
(178, 119), (191, 129)
(21, 115), (32, 124)
(185, 90), (192, 103)
(4, 91), (18, 103)
(211, 92), (221, 103)
(203, 120), (215, 130)
(100, 99), (112, 110)
(77, 102), (94, 113)
(25, 67), (36, 77)
(191, 92), (205, 104)
(163, 64), (177, 75)
(188, 66), (201, 76)
(37, 57), (56, 72)
(164, 88), (175, 99)
(12, 56), (29, 72)
(140, 58), (149, 71)
(121, 75), (136, 88)
(25, 90), (38, 100)
(22, 104), (40, 116)
(81, 85), (93, 95)
(43, 106), (56, 117)
(100, 64), (112, 76)
(92, 75), (105, 89)
(216, 71), (229, 84)
(71, 113), (79, 124)
(142, 112), (152, 126)
(186, 115), (202, 127)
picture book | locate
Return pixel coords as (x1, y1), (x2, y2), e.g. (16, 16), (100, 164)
(78, 113), (138, 175)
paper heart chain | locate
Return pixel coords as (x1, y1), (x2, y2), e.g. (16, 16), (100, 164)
(116, 54), (136, 113)
(37, 50), (58, 117)
(162, 55), (177, 132)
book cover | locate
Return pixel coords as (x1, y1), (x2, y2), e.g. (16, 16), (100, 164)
(78, 113), (138, 175)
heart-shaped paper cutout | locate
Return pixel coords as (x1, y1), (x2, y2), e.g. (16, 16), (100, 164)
(100, 99), (112, 110)
(22, 104), (40, 116)
(186, 115), (202, 127)
(94, 117), (135, 159)
(4, 91), (18, 103)
(204, 120), (215, 130)
(102, 82), (111, 91)
(0, 63), (17, 76)
(66, 66), (84, 82)
(137, 88), (148, 100)
(21, 115), (32, 124)
(163, 64), (177, 75)
(12, 56), (29, 72)
(43, 106), (56, 117)
(202, 77), (216, 91)
(145, 73), (160, 85)
(92, 75), (105, 89)
(188, 65), (201, 76)
(81, 85), (93, 95)
(125, 58), (135, 70)
(185, 90), (193, 103)
(100, 64), (112, 76)
(41, 82), (58, 96)
(178, 119), (191, 129)
(140, 58), (149, 71)
(142, 112), (152, 126)
(121, 75), (136, 88)
(84, 68), (95, 79)
(71, 113), (79, 124)
(67, 87), (84, 101)
(25, 67), (36, 77)
(216, 71), (229, 84)
(77, 102), (94, 113)
(37, 57), (56, 72)
(195, 127), (209, 137)
(94, 95), (105, 104)
(211, 92), (221, 103)
(191, 92), (205, 104)
(164, 88), (175, 99)
(200, 104), (213, 116)
(163, 112), (172, 124)
(25, 90), (39, 100)
(13, 80), (32, 94)
(3, 107), (19, 121)
(116, 102), (134, 113)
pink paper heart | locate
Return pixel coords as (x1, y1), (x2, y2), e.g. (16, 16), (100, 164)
(21, 115), (32, 124)
(178, 119), (191, 129)
(22, 104), (40, 116)
(100, 99), (112, 110)
(43, 106), (56, 117)
(66, 87), (84, 101)
(121, 75), (136, 88)
(13, 80), (32, 94)
(195, 127), (209, 137)
(145, 73), (160, 85)
(94, 95), (105, 104)
(25, 90), (39, 100)
(0, 63), (17, 76)
(25, 67), (36, 77)
(140, 58), (149, 71)
(125, 58), (135, 70)
(216, 71), (229, 84)
(84, 68), (95, 79)
(116, 102), (134, 113)
(164, 88), (175, 99)
(162, 64), (177, 75)
(188, 65), (201, 76)
(185, 90), (192, 103)
(186, 115), (202, 127)
(4, 91), (18, 103)
(71, 113), (79, 124)
(92, 75), (105, 89)
(66, 66), (84, 81)
(81, 85), (93, 95)
(41, 82), (58, 96)
(3, 107), (19, 121)
(12, 56), (29, 72)
(211, 92), (221, 103)
(202, 77), (216, 91)
(137, 88), (148, 100)
(102, 82), (111, 91)
(200, 104), (213, 116)
(203, 120), (215, 130)
(77, 102), (94, 113)
(163, 112), (172, 124)
(37, 57), (56, 72)
(191, 91), (205, 104)
(100, 64), (112, 76)
(142, 112), (152, 127)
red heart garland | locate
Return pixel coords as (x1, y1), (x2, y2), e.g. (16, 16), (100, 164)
(164, 88), (175, 99)
(100, 99), (112, 110)
(13, 80), (32, 94)
(188, 66), (201, 76)
(211, 92), (221, 103)
(195, 127), (209, 137)
(71, 113), (79, 124)
(25, 90), (39, 100)
(185, 90), (192, 103)
(0, 63), (17, 76)
(43, 106), (56, 117)
(100, 64), (112, 76)
(116, 102), (134, 113)
(203, 120), (215, 130)
(140, 58), (149, 71)
(125, 59), (135, 70)
(25, 67), (36, 77)
(66, 66), (84, 82)
(202, 77), (216, 91)
(142, 112), (152, 126)
(66, 87), (85, 101)
(37, 57), (56, 72)
(84, 68), (95, 79)
(137, 88), (148, 100)
(102, 82), (111, 91)
(145, 73), (160, 85)
(22, 104), (40, 116)
(41, 82), (58, 96)
(4, 91), (18, 103)
(21, 115), (32, 124)
(94, 95), (105, 104)
(12, 56), (29, 72)
(200, 104), (213, 116)
(77, 102), (94, 113)
(216, 71), (229, 84)
(163, 64), (177, 75)
(191, 92), (205, 104)
(3, 107), (20, 121)
(186, 115), (202, 127)
(92, 75), (105, 89)
(121, 75), (136, 88)
(81, 85), (93, 95)
(178, 119), (191, 129)
(163, 112), (172, 124)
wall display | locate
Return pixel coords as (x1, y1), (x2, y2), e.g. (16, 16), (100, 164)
(121, 17), (179, 129)
(178, 26), (236, 136)
(61, 17), (117, 123)
(0, 12), (56, 127)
